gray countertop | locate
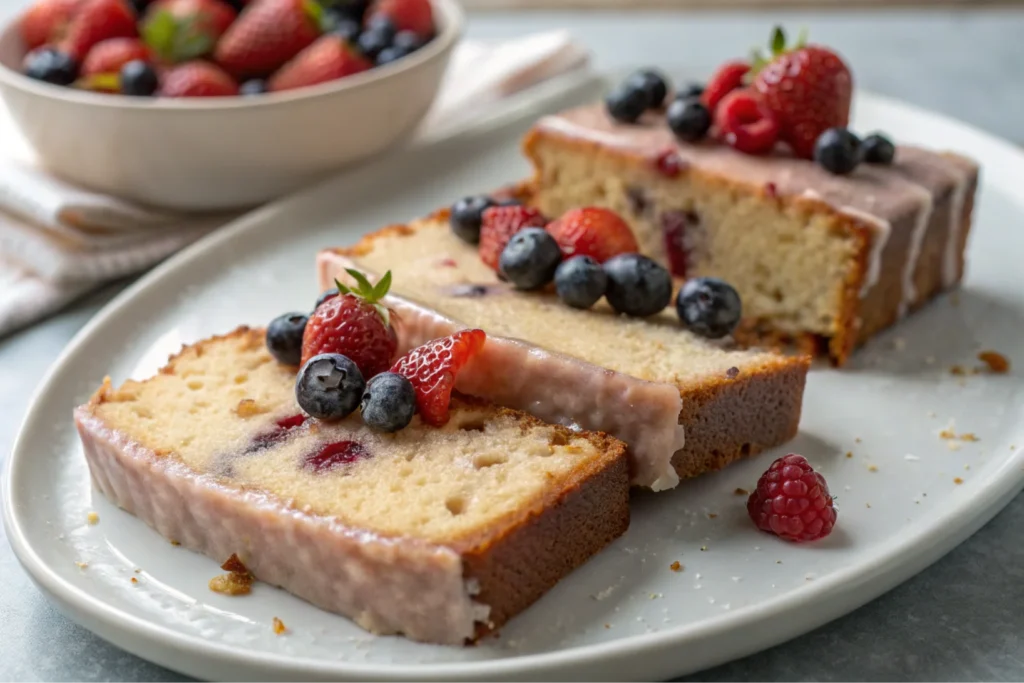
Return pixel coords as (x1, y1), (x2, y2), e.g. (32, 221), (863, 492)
(3, 7), (1024, 681)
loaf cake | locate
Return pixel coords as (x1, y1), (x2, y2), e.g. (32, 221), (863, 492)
(74, 327), (629, 644)
(317, 215), (809, 492)
(521, 105), (980, 365)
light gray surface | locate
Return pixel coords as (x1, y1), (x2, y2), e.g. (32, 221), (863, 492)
(2, 7), (1023, 682)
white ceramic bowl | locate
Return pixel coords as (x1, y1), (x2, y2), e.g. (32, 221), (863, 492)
(0, 0), (462, 210)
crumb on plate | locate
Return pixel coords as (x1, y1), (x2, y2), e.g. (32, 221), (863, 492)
(86, 511), (99, 525)
(670, 561), (683, 573)
(272, 617), (287, 635)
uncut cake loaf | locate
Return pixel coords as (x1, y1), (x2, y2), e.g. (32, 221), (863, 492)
(522, 104), (980, 365)
(75, 328), (629, 644)
(317, 215), (809, 492)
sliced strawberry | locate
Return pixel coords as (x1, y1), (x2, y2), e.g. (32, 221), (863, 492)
(390, 329), (486, 427)
(213, 0), (322, 79)
(79, 37), (151, 91)
(160, 59), (238, 95)
(365, 0), (432, 37)
(545, 207), (639, 263)
(478, 205), (547, 271)
(714, 89), (781, 156)
(701, 60), (749, 111)
(19, 0), (79, 51)
(268, 34), (370, 92)
(59, 0), (136, 60)
(141, 0), (237, 63)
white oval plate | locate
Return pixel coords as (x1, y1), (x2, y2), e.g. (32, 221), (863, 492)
(5, 77), (1024, 681)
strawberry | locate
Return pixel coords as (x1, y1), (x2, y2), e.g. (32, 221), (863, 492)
(160, 59), (238, 95)
(390, 329), (486, 427)
(301, 269), (397, 378)
(365, 0), (432, 37)
(268, 34), (370, 91)
(701, 60), (749, 112)
(59, 0), (137, 60)
(141, 0), (237, 63)
(545, 207), (639, 263)
(750, 26), (852, 159)
(80, 37), (151, 90)
(19, 0), (79, 51)
(213, 0), (322, 79)
(478, 205), (547, 271)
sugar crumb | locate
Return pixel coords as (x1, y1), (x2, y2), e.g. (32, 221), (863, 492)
(950, 365), (966, 376)
(130, 577), (138, 584)
(669, 561), (683, 573)
(74, 561), (88, 570)
(845, 451), (853, 459)
(170, 540), (181, 546)
(954, 477), (964, 485)
(960, 433), (979, 442)
(86, 511), (99, 525)
(707, 513), (718, 519)
(868, 464), (878, 472)
(733, 488), (749, 496)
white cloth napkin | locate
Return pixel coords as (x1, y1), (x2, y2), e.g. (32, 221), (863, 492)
(0, 30), (589, 338)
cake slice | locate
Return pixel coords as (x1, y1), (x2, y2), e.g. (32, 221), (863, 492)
(317, 216), (809, 492)
(521, 104), (980, 365)
(75, 328), (629, 645)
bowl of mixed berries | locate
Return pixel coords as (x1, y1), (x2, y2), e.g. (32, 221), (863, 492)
(0, 0), (462, 209)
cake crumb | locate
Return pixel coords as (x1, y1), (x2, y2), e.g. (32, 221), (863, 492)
(669, 561), (683, 572)
(866, 502), (872, 508)
(939, 427), (957, 439)
(948, 441), (962, 451)
(75, 561), (88, 569)
(130, 577), (138, 584)
(604, 624), (610, 629)
(960, 433), (979, 442)
(86, 511), (99, 525)
(977, 350), (1010, 374)
(235, 398), (268, 418)
(845, 451), (853, 459)
(954, 477), (964, 485)
(700, 545), (708, 552)
(950, 365), (966, 376)
(733, 488), (749, 496)
(210, 554), (254, 596)
(868, 464), (878, 472)
(134, 568), (141, 573)
(707, 513), (718, 519)
(776, 560), (782, 564)
(272, 617), (287, 635)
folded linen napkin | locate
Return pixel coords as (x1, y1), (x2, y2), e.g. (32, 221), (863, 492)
(0, 30), (589, 338)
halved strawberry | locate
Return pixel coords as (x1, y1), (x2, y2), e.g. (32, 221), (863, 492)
(545, 207), (639, 263)
(390, 329), (486, 427)
(59, 0), (137, 60)
(268, 34), (370, 92)
(19, 0), (79, 51)
(478, 205), (547, 271)
(79, 37), (151, 90)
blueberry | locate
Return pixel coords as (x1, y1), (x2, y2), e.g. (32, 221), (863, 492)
(296, 353), (365, 421)
(676, 82), (705, 100)
(357, 27), (392, 60)
(266, 313), (308, 365)
(120, 60), (158, 96)
(449, 195), (496, 244)
(360, 372), (416, 432)
(555, 255), (607, 309)
(331, 0), (370, 21)
(675, 277), (742, 339)
(625, 69), (669, 109)
(814, 127), (861, 175)
(23, 48), (78, 86)
(393, 30), (425, 52)
(666, 97), (711, 142)
(603, 253), (672, 317)
(861, 133), (895, 165)
(238, 79), (268, 96)
(604, 84), (647, 124)
(499, 228), (563, 291)
(327, 15), (361, 43)
(314, 288), (338, 311)
(376, 45), (410, 66)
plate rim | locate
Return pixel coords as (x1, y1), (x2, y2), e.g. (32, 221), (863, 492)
(5, 87), (1024, 680)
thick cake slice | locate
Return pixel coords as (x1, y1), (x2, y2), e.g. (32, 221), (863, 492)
(317, 217), (809, 492)
(522, 104), (980, 365)
(75, 328), (629, 645)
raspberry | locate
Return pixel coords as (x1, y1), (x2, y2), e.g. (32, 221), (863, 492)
(390, 329), (486, 427)
(478, 205), (547, 270)
(545, 207), (639, 264)
(714, 89), (781, 156)
(701, 60), (749, 111)
(304, 440), (369, 473)
(747, 453), (836, 542)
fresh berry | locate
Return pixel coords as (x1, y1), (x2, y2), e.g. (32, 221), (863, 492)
(449, 195), (494, 244)
(666, 97), (711, 142)
(160, 60), (238, 95)
(375, 44), (409, 65)
(80, 37), (151, 91)
(239, 77), (267, 95)
(675, 277), (742, 339)
(214, 0), (322, 79)
(499, 227), (562, 291)
(269, 34), (371, 91)
(715, 89), (780, 155)
(301, 269), (396, 377)
(750, 26), (853, 159)
(246, 413), (306, 452)
(625, 68), (668, 109)
(554, 255), (607, 309)
(365, 0), (431, 37)
(314, 288), (338, 310)
(747, 453), (837, 542)
(604, 83), (647, 124)
(141, 0), (236, 63)
(390, 329), (486, 427)
(676, 82), (704, 100)
(295, 353), (365, 421)
(355, 16), (393, 60)
(326, 15), (360, 42)
(478, 205), (547, 270)
(861, 132), (895, 165)
(545, 207), (639, 264)
(19, 0), (79, 51)
(120, 59), (158, 94)
(22, 47), (79, 84)
(60, 0), (137, 60)
(360, 371), (415, 432)
(266, 312), (308, 364)
(603, 253), (672, 318)
(305, 439), (369, 472)
(701, 60), (749, 111)
(392, 28), (423, 51)
(814, 127), (861, 175)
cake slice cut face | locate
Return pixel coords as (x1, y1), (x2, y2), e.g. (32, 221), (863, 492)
(522, 104), (980, 365)
(75, 328), (629, 645)
(318, 218), (809, 492)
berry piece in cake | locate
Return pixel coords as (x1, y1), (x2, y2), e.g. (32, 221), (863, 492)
(666, 97), (711, 142)
(660, 210), (697, 278)
(603, 253), (672, 318)
(120, 60), (159, 95)
(499, 228), (562, 291)
(390, 329), (486, 427)
(160, 60), (238, 96)
(266, 312), (308, 365)
(365, 0), (432, 38)
(450, 195), (496, 244)
(814, 127), (861, 175)
(59, 0), (137, 61)
(23, 47), (79, 85)
(314, 288), (338, 310)
(360, 371), (416, 432)
(295, 353), (366, 421)
(701, 60), (749, 111)
(239, 78), (267, 95)
(747, 453), (837, 542)
(213, 0), (321, 79)
(861, 132), (895, 165)
(555, 255), (607, 309)
(625, 68), (669, 109)
(478, 205), (548, 271)
(714, 89), (780, 156)
(270, 34), (372, 91)
(675, 277), (742, 339)
(750, 26), (853, 159)
(19, 0), (79, 51)
(301, 269), (397, 377)
(545, 207), (640, 263)
(305, 439), (369, 472)
(604, 83), (647, 124)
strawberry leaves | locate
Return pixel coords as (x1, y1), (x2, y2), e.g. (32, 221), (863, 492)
(142, 9), (214, 62)
(750, 25), (810, 76)
(335, 269), (392, 326)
